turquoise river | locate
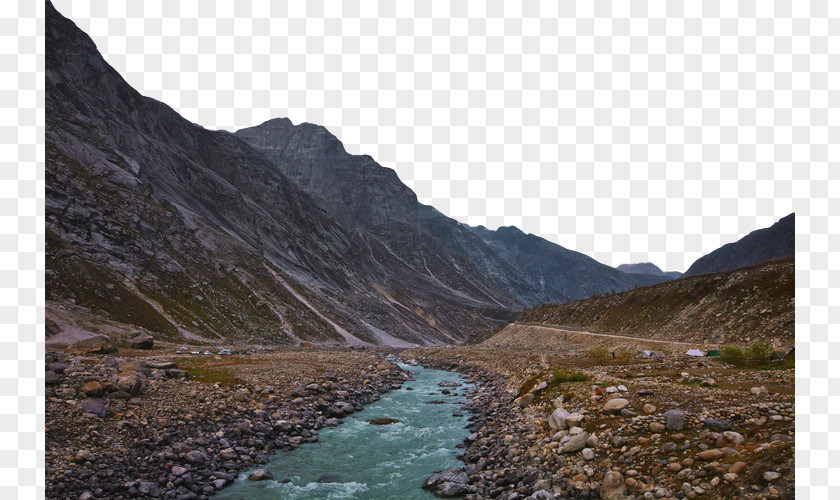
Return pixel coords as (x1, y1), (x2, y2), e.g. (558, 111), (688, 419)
(216, 363), (474, 499)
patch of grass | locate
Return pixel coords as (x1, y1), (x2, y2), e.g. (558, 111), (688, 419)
(756, 358), (795, 371)
(182, 366), (241, 384)
(550, 368), (590, 383)
(720, 345), (745, 366)
(587, 346), (611, 364)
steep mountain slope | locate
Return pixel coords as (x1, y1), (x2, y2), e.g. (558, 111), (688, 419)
(45, 2), (513, 346)
(234, 118), (535, 307)
(516, 258), (794, 347)
(684, 213), (795, 276)
(236, 120), (660, 305)
(616, 262), (682, 280)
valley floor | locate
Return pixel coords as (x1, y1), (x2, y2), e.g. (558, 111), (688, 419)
(46, 340), (793, 500)
(411, 344), (794, 500)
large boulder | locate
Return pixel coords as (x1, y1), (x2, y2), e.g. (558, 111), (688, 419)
(423, 468), (468, 490)
(602, 398), (629, 413)
(664, 409), (686, 431)
(247, 469), (274, 481)
(548, 407), (571, 431)
(600, 471), (627, 500)
(70, 335), (118, 355)
(367, 417), (401, 425)
(117, 374), (143, 396)
(702, 418), (732, 432)
(124, 333), (154, 349)
(435, 482), (468, 497)
(561, 431), (590, 453)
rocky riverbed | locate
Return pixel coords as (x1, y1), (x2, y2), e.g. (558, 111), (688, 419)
(410, 347), (794, 500)
(47, 343), (794, 500)
(45, 347), (408, 499)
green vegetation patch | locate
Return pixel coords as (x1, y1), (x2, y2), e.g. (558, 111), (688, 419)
(550, 368), (590, 383)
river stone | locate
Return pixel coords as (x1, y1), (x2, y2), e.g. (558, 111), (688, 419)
(248, 469), (274, 481)
(548, 407), (571, 431)
(602, 398), (629, 413)
(600, 471), (627, 500)
(763, 471), (780, 482)
(367, 417), (401, 425)
(649, 422), (665, 432)
(435, 482), (468, 497)
(515, 393), (535, 407)
(703, 418), (732, 432)
(185, 450), (207, 464)
(723, 431), (744, 445)
(80, 398), (106, 418)
(45, 371), (60, 385)
(532, 381), (548, 392)
(729, 462), (746, 474)
(423, 468), (468, 489)
(531, 490), (555, 500)
(565, 413), (584, 428)
(438, 381), (462, 387)
(117, 374), (143, 396)
(561, 431), (589, 453)
(581, 448), (595, 460)
(81, 381), (104, 397)
(698, 449), (724, 461)
(664, 409), (686, 431)
(137, 480), (159, 497)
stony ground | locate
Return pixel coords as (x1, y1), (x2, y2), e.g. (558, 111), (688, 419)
(47, 342), (793, 500)
(411, 345), (794, 500)
(45, 345), (407, 500)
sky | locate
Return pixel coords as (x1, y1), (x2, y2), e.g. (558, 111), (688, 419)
(51, 0), (819, 271)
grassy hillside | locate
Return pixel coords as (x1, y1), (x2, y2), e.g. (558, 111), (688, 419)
(517, 257), (794, 348)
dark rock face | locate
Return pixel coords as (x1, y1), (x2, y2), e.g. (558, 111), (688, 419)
(684, 213), (794, 276)
(616, 262), (682, 280)
(45, 2), (514, 346)
(236, 120), (670, 308)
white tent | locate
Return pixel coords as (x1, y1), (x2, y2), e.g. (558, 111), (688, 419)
(686, 349), (704, 357)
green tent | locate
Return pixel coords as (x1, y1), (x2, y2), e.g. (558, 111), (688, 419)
(706, 350), (721, 357)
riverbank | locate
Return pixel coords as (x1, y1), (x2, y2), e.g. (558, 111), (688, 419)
(45, 347), (408, 499)
(410, 346), (794, 500)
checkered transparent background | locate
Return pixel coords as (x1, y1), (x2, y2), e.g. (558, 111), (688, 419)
(13, 0), (839, 497)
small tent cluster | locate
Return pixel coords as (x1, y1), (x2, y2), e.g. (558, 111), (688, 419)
(642, 350), (667, 359)
(685, 349), (705, 357)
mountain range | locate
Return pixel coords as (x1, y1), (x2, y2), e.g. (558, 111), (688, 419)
(45, 2), (794, 347)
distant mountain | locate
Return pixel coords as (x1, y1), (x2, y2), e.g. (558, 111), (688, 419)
(617, 262), (682, 280)
(469, 226), (671, 302)
(684, 214), (795, 276)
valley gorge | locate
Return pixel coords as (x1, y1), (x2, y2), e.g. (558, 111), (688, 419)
(45, 2), (795, 499)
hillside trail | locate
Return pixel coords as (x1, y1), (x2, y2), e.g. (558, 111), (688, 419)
(513, 322), (714, 347)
